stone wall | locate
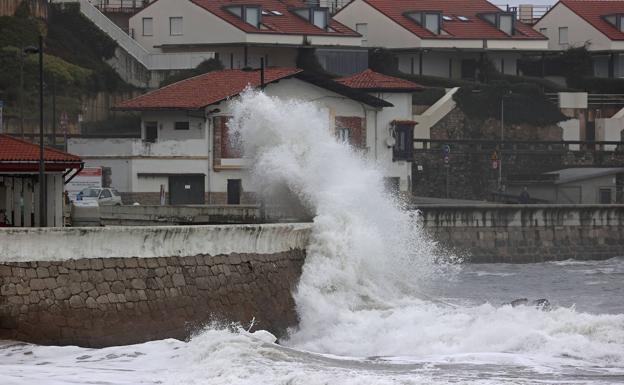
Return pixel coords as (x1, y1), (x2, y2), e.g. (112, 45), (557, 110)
(0, 224), (311, 347)
(418, 204), (624, 263)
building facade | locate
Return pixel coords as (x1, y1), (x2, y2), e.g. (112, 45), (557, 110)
(127, 0), (367, 75)
(534, 0), (624, 78)
(69, 68), (421, 205)
(333, 0), (548, 79)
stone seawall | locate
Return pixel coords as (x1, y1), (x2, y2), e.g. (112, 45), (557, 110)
(418, 205), (624, 263)
(0, 224), (311, 347)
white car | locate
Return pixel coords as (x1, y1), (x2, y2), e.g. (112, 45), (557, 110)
(77, 188), (123, 206)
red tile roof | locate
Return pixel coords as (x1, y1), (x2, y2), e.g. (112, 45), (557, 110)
(341, 0), (545, 40)
(336, 69), (424, 91)
(0, 135), (82, 171)
(559, 0), (624, 40)
(115, 68), (302, 110)
(190, 0), (359, 36)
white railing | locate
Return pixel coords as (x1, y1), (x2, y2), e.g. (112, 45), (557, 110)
(413, 87), (459, 142)
(75, 0), (213, 71)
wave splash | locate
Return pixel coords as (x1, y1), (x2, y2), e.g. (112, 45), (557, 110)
(226, 90), (624, 371)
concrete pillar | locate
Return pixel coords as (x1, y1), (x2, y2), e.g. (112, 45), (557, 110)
(54, 174), (63, 227)
(46, 174), (56, 227)
(33, 180), (40, 227)
(12, 178), (22, 227)
(23, 179), (33, 227)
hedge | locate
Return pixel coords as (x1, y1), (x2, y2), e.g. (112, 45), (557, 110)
(454, 81), (568, 126)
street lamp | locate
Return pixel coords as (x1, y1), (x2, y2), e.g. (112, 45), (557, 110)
(23, 37), (45, 226)
(499, 91), (512, 191)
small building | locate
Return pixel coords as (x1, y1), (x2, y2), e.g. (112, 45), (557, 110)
(127, 0), (367, 75)
(0, 135), (83, 227)
(69, 67), (422, 205)
(534, 0), (624, 78)
(508, 167), (624, 204)
(333, 0), (548, 79)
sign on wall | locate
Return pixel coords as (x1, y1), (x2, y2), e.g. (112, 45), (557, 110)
(65, 167), (103, 201)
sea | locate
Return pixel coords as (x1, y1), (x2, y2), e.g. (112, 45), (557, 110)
(1, 91), (623, 384)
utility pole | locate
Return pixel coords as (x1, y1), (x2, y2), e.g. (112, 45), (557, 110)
(499, 96), (504, 190)
(38, 35), (46, 227)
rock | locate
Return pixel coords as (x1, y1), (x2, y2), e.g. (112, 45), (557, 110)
(531, 298), (552, 311)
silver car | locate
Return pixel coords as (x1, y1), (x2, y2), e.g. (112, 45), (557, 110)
(77, 188), (123, 206)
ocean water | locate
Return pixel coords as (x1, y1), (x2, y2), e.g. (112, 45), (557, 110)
(2, 91), (623, 384)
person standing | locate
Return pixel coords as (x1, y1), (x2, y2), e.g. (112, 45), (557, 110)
(519, 186), (530, 204)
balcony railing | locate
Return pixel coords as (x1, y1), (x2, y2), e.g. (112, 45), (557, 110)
(414, 139), (623, 153)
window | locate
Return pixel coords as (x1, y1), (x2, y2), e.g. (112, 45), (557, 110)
(244, 6), (260, 27)
(457, 16), (469, 21)
(145, 121), (158, 143)
(214, 116), (242, 158)
(337, 127), (351, 143)
(499, 14), (513, 35)
(405, 11), (440, 34)
(599, 188), (612, 204)
(392, 123), (414, 161)
(112, 189), (121, 197)
(100, 189), (112, 199)
(292, 7), (328, 29)
(480, 12), (514, 35)
(559, 27), (568, 45)
(442, 15), (453, 21)
(170, 17), (183, 36)
(603, 14), (624, 32)
(225, 5), (260, 27)
(424, 13), (440, 34)
(539, 27), (547, 35)
(174, 121), (190, 130)
(356, 23), (368, 44)
(313, 9), (328, 29)
(142, 17), (153, 36)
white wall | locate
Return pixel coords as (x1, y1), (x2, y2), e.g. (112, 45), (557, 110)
(534, 3), (613, 51)
(368, 92), (413, 191)
(333, 0), (419, 49)
(129, 0), (245, 52)
(596, 117), (624, 150)
(559, 118), (581, 151)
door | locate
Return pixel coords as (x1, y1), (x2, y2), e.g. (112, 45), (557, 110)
(461, 59), (477, 80)
(227, 179), (242, 205)
(168, 175), (205, 205)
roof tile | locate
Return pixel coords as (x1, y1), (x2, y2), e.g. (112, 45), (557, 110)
(0, 135), (82, 164)
(336, 69), (424, 91)
(191, 0), (359, 36)
(116, 68), (302, 110)
(349, 0), (545, 40)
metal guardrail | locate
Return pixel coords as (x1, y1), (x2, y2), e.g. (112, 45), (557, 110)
(414, 139), (623, 152)
(545, 93), (624, 106)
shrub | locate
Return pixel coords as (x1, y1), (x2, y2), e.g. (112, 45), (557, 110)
(454, 81), (568, 126)
(412, 87), (446, 106)
(570, 76), (624, 93)
(160, 58), (224, 86)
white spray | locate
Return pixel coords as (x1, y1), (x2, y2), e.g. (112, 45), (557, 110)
(227, 90), (624, 365)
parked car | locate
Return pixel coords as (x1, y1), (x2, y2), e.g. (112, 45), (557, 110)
(76, 187), (123, 206)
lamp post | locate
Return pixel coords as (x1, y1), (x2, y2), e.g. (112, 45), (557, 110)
(23, 38), (45, 226)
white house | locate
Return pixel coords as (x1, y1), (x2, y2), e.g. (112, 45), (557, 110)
(534, 0), (624, 78)
(68, 67), (422, 205)
(127, 0), (368, 74)
(333, 0), (549, 79)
